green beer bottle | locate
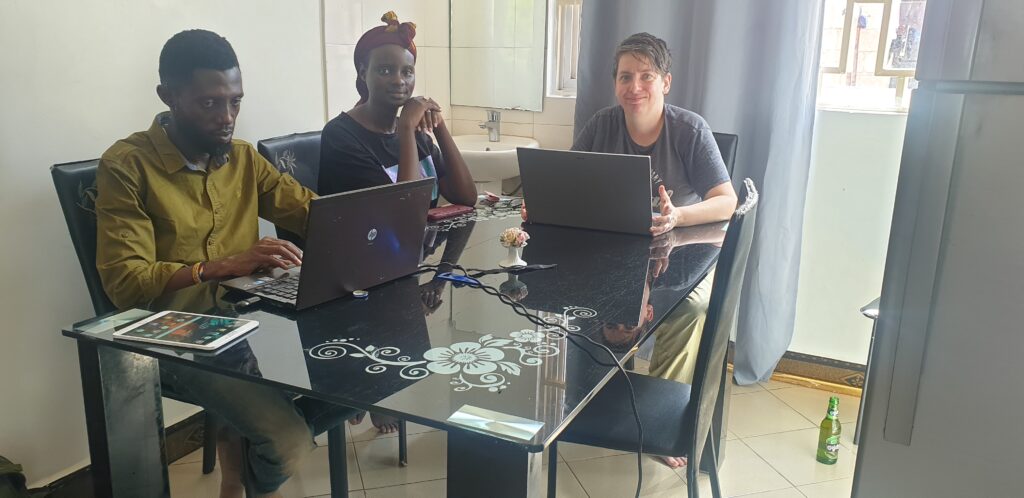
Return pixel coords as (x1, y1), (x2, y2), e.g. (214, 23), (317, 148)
(816, 395), (842, 464)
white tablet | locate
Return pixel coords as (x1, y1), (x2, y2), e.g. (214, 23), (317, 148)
(113, 310), (259, 351)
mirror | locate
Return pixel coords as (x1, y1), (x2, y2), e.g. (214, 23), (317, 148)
(449, 0), (546, 111)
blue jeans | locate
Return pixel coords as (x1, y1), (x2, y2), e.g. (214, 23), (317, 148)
(161, 358), (352, 494)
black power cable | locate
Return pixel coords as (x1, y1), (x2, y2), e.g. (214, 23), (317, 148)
(420, 263), (645, 498)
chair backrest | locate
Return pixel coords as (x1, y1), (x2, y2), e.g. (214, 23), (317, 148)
(712, 132), (739, 178)
(50, 160), (117, 315)
(256, 131), (321, 247)
(256, 131), (322, 192)
(684, 177), (758, 468)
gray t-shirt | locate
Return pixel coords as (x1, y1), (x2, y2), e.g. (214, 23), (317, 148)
(572, 104), (730, 209)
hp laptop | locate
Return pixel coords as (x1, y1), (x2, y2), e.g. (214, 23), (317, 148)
(517, 148), (653, 235)
(222, 178), (434, 310)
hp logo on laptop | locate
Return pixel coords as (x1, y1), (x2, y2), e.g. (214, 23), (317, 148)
(367, 228), (378, 241)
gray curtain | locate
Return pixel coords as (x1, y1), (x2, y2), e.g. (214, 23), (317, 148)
(576, 0), (824, 384)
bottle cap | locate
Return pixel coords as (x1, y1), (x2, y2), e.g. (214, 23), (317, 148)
(353, 290), (369, 299)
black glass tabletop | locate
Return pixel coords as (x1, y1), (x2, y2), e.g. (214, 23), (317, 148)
(65, 211), (722, 451)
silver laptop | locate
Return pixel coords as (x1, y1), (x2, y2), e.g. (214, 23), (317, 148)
(517, 148), (653, 235)
(222, 178), (434, 310)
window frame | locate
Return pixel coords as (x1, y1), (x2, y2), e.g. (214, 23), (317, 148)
(547, 0), (582, 98)
(817, 0), (925, 113)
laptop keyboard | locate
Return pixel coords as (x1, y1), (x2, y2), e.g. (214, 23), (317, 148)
(253, 274), (300, 302)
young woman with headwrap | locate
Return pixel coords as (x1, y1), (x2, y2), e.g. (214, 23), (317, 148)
(318, 11), (477, 209)
(317, 12), (476, 435)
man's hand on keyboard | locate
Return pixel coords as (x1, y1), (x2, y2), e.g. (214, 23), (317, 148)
(205, 237), (303, 279)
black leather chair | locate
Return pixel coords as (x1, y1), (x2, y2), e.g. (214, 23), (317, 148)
(548, 178), (759, 498)
(52, 160), (362, 496)
(51, 160), (221, 475)
(257, 131), (323, 249)
(257, 131), (411, 467)
(712, 132), (739, 178)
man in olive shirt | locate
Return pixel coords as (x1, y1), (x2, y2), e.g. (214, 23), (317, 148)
(95, 30), (327, 498)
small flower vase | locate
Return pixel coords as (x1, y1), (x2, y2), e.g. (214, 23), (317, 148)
(499, 245), (527, 268)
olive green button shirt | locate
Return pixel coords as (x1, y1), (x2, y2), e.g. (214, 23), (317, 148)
(96, 113), (315, 309)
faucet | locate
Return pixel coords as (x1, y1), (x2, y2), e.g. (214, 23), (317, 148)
(479, 110), (501, 142)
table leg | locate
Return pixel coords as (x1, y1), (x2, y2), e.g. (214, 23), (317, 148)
(77, 342), (168, 498)
(447, 431), (544, 498)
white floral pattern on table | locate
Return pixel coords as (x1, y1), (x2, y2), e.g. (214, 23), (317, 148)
(306, 306), (596, 392)
(423, 341), (506, 375)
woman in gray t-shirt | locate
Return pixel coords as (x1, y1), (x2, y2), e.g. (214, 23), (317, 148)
(571, 33), (737, 235)
(551, 32), (738, 471)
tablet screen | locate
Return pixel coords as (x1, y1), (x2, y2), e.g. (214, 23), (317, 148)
(117, 311), (254, 347)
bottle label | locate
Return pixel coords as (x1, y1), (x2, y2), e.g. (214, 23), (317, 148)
(825, 435), (840, 454)
(826, 407), (838, 419)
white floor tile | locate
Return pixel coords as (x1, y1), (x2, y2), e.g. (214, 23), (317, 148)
(557, 441), (631, 462)
(728, 392), (815, 438)
(734, 488), (806, 498)
(364, 479), (447, 498)
(569, 453), (688, 497)
(172, 448), (205, 466)
(744, 429), (857, 486)
(840, 420), (858, 454)
(731, 382), (766, 394)
(311, 492), (366, 498)
(548, 462), (589, 498)
(727, 431), (739, 441)
(355, 431), (447, 489)
(349, 418), (438, 442)
(679, 440), (791, 497)
(770, 386), (860, 424)
(798, 477), (853, 498)
(168, 461), (223, 498)
(360, 460), (585, 497)
(286, 443), (362, 495)
(759, 379), (795, 390)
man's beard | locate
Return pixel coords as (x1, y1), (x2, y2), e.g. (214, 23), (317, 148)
(177, 119), (232, 158)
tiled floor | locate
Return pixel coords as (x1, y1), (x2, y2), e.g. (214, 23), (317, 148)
(169, 379), (859, 497)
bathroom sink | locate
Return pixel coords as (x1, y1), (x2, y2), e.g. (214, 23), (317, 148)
(451, 135), (539, 189)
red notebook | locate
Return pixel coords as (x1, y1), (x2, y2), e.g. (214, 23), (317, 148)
(427, 204), (475, 221)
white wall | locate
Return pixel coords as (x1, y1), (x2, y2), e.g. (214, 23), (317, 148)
(324, 0), (452, 122)
(449, 0), (546, 110)
(323, 0), (578, 156)
(790, 109), (906, 364)
(451, 97), (578, 149)
(0, 0), (325, 486)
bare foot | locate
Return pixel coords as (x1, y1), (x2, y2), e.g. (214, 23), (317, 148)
(348, 411), (366, 426)
(658, 455), (687, 469)
(371, 412), (401, 434)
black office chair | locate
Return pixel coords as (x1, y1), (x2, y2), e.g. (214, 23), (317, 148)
(52, 160), (362, 496)
(257, 132), (410, 466)
(548, 178), (759, 498)
(51, 160), (222, 474)
(257, 131), (322, 249)
(712, 132), (739, 178)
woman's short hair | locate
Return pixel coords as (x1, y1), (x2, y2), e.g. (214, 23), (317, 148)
(612, 32), (672, 78)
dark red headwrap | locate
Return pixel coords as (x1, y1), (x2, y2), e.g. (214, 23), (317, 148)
(354, 11), (418, 104)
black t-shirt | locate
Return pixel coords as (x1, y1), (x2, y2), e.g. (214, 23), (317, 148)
(318, 112), (446, 206)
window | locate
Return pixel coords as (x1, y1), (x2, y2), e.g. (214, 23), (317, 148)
(817, 0), (927, 112)
(548, 0), (582, 97)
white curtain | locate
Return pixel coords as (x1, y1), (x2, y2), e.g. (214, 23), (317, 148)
(575, 0), (825, 383)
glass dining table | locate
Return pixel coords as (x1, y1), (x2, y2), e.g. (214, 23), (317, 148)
(64, 207), (724, 497)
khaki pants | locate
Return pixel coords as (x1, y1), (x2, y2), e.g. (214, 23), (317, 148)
(648, 270), (714, 384)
